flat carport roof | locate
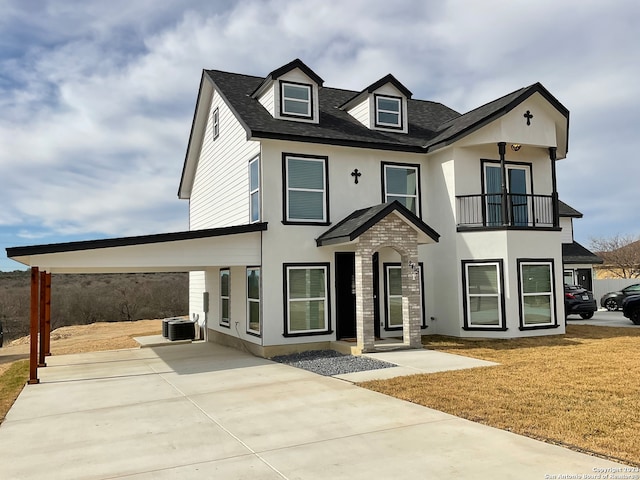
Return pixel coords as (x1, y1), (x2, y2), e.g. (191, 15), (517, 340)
(6, 223), (267, 273)
(5, 222), (267, 384)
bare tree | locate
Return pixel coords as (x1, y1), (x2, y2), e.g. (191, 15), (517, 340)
(590, 234), (640, 278)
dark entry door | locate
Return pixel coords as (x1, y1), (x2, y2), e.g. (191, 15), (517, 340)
(335, 252), (356, 339)
(576, 269), (593, 291)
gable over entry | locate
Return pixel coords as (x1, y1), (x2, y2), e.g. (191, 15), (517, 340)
(318, 201), (439, 352)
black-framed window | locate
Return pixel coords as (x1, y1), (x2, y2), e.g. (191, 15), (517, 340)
(247, 267), (260, 336)
(382, 162), (420, 216)
(283, 263), (331, 336)
(383, 263), (425, 331)
(482, 160), (533, 227)
(375, 94), (402, 129)
(462, 259), (507, 331)
(280, 81), (312, 119)
(212, 107), (219, 139)
(282, 153), (329, 224)
(518, 259), (558, 330)
(220, 268), (230, 327)
(249, 156), (260, 223)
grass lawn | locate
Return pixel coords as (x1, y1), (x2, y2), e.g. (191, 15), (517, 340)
(360, 325), (640, 467)
(0, 361), (29, 423)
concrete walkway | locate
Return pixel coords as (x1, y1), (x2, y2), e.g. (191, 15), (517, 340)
(0, 342), (626, 479)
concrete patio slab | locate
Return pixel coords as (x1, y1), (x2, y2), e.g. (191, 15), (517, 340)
(0, 342), (627, 480)
(334, 348), (498, 382)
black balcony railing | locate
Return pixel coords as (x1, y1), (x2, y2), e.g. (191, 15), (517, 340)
(456, 193), (557, 229)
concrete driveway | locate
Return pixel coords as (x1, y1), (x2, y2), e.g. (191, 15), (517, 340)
(0, 342), (626, 479)
(567, 309), (639, 327)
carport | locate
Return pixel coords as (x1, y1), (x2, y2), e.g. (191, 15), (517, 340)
(5, 223), (267, 384)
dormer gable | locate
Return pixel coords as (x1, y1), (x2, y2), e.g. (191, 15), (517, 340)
(251, 58), (323, 124)
(340, 74), (412, 134)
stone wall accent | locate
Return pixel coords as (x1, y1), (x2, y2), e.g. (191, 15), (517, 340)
(355, 213), (421, 352)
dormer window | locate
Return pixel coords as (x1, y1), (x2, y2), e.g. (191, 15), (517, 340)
(375, 95), (402, 129)
(281, 82), (312, 118)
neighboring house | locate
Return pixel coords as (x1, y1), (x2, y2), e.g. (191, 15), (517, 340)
(7, 58), (577, 356)
(558, 200), (602, 290)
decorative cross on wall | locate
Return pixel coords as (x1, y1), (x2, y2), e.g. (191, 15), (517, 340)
(351, 169), (362, 184)
(524, 110), (533, 126)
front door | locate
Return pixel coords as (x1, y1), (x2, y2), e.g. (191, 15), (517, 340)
(576, 269), (593, 291)
(335, 252), (356, 339)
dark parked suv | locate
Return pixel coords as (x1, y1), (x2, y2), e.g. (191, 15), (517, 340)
(622, 295), (640, 325)
(600, 283), (640, 311)
(564, 284), (597, 319)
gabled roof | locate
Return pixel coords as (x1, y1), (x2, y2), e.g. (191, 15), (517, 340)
(558, 200), (583, 218)
(250, 58), (324, 98)
(562, 241), (603, 265)
(316, 201), (440, 247)
(179, 62), (570, 198)
(424, 82), (569, 152)
(339, 73), (413, 110)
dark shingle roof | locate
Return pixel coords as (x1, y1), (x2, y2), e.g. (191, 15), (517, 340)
(206, 69), (568, 154)
(558, 200), (583, 218)
(562, 241), (603, 264)
(316, 201), (440, 246)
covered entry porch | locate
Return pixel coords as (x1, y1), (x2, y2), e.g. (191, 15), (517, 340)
(317, 202), (440, 353)
(5, 223), (267, 384)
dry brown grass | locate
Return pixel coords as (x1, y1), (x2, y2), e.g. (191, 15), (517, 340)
(360, 325), (640, 467)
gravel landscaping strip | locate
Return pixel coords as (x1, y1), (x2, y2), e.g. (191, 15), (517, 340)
(271, 349), (397, 376)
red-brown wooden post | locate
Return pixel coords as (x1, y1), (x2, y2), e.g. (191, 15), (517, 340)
(44, 272), (52, 357)
(28, 266), (40, 385)
(38, 271), (47, 367)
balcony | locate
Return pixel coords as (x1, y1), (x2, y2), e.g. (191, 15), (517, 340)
(456, 193), (558, 230)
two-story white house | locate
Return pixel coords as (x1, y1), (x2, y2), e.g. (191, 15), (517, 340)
(7, 58), (574, 357)
(177, 58), (570, 355)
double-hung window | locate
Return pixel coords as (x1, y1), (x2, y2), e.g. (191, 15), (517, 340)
(463, 260), (505, 329)
(283, 154), (328, 223)
(284, 264), (330, 335)
(212, 107), (219, 139)
(383, 163), (420, 215)
(384, 264), (424, 330)
(220, 269), (230, 327)
(281, 82), (312, 118)
(519, 260), (556, 328)
(249, 157), (260, 223)
(375, 95), (402, 128)
(247, 267), (260, 335)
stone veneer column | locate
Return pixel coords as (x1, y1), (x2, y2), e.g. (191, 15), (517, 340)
(355, 213), (422, 352)
(355, 248), (375, 352)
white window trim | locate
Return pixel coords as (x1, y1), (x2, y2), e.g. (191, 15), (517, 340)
(249, 157), (260, 223)
(281, 82), (312, 118)
(383, 163), (420, 216)
(212, 107), (219, 139)
(220, 269), (230, 327)
(285, 155), (328, 223)
(375, 95), (402, 128)
(285, 265), (329, 334)
(246, 267), (260, 335)
(519, 261), (556, 327)
(464, 262), (503, 329)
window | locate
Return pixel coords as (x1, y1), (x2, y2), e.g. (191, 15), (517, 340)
(463, 260), (505, 330)
(484, 162), (531, 227)
(249, 157), (260, 223)
(564, 269), (574, 286)
(384, 264), (424, 330)
(519, 260), (556, 328)
(281, 82), (312, 118)
(283, 154), (328, 223)
(212, 107), (219, 139)
(284, 264), (330, 335)
(220, 269), (230, 327)
(375, 95), (402, 128)
(247, 267), (260, 335)
(383, 163), (420, 215)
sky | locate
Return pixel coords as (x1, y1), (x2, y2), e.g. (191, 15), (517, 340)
(1, 0), (639, 271)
